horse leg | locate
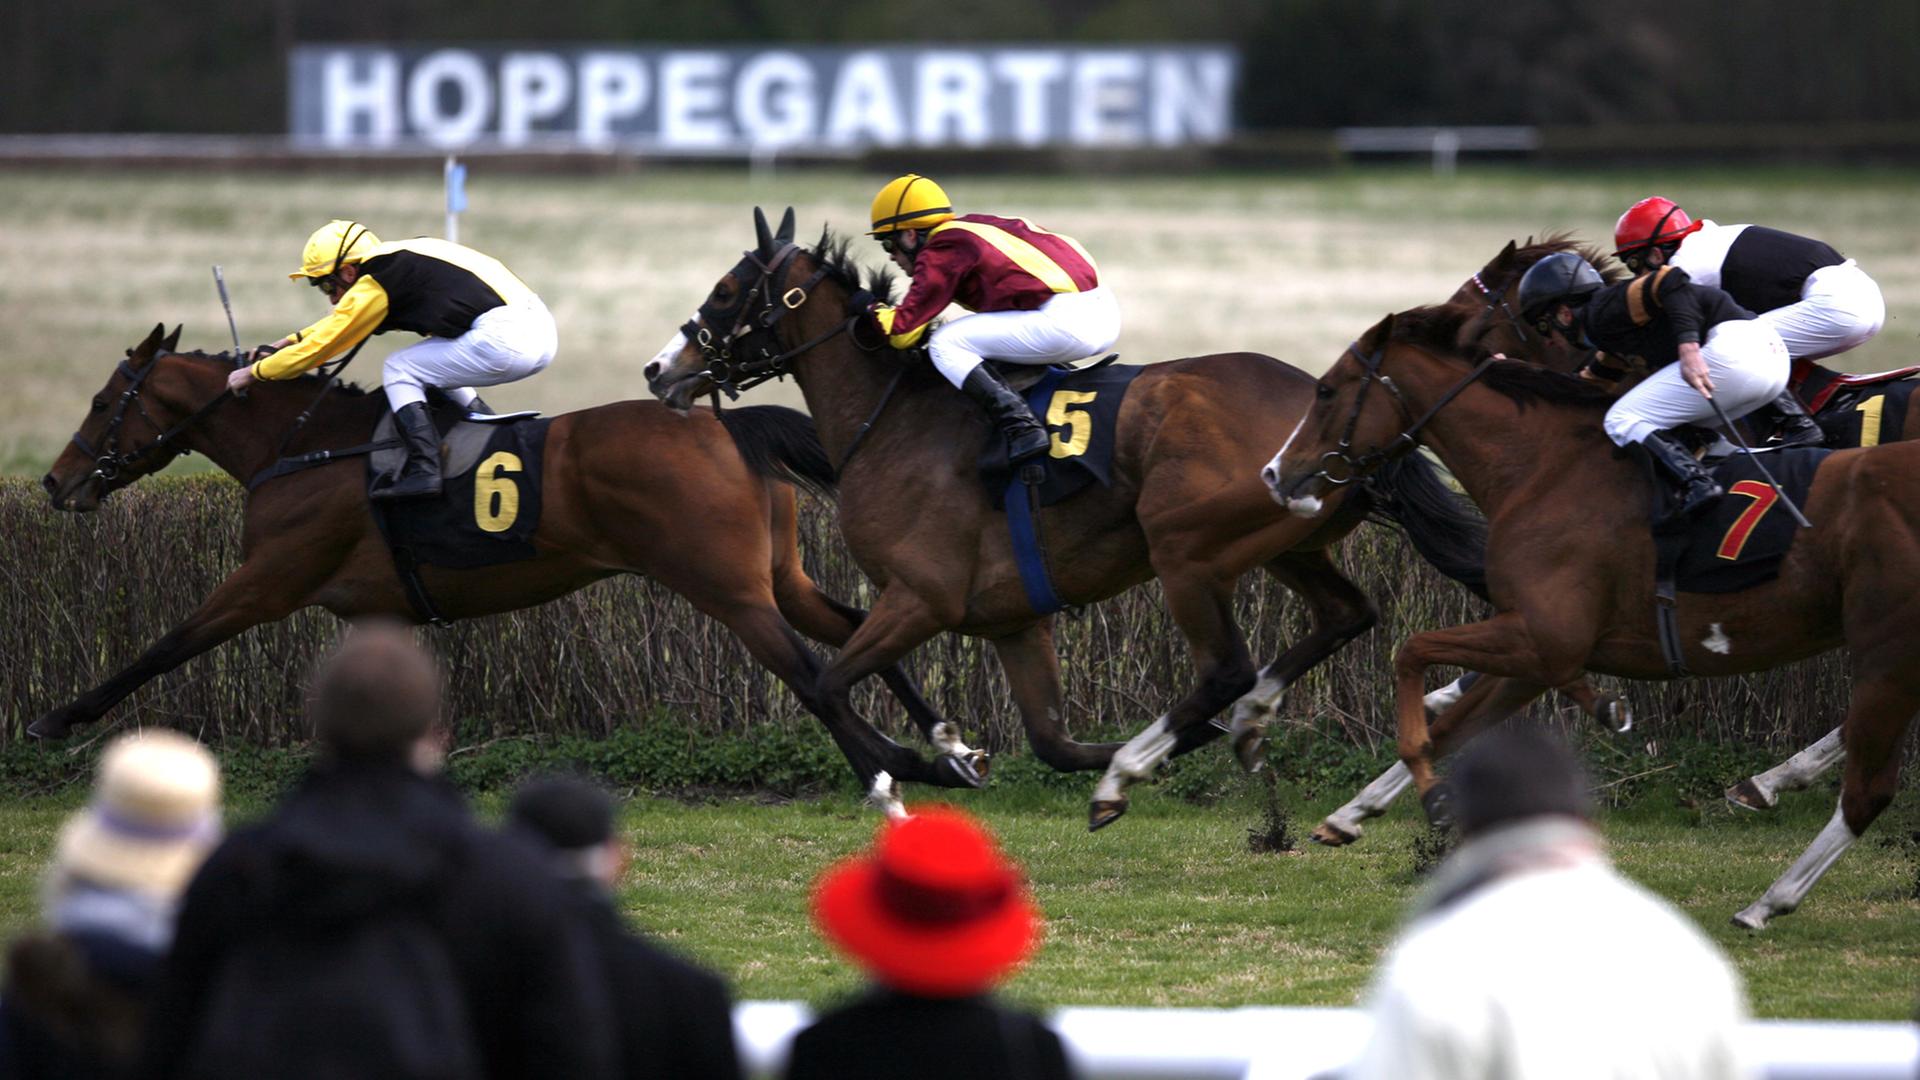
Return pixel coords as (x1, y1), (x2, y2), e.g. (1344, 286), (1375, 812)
(1089, 571), (1256, 831)
(989, 621), (1123, 772)
(1732, 663), (1914, 928)
(1727, 726), (1845, 811)
(1552, 677), (1634, 733)
(769, 563), (988, 778)
(1223, 549), (1378, 772)
(1311, 673), (1546, 845)
(812, 586), (985, 816)
(31, 559), (320, 739)
(1392, 613), (1576, 826)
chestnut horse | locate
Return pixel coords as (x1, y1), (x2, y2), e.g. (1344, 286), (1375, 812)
(646, 210), (1494, 829)
(37, 325), (987, 801)
(1265, 305), (1918, 927)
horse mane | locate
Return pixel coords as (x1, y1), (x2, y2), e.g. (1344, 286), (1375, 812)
(808, 228), (902, 303)
(157, 348), (377, 397)
(1384, 307), (1615, 411)
(1482, 232), (1630, 287)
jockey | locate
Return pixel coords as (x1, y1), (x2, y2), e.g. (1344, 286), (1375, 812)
(1612, 196), (1885, 448)
(1519, 252), (1789, 518)
(227, 220), (558, 501)
(864, 174), (1119, 462)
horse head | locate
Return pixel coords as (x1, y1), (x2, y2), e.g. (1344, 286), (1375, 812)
(1455, 235), (1621, 373)
(44, 323), (217, 511)
(645, 205), (868, 412)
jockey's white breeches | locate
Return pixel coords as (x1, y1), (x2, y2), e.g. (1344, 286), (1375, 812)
(382, 294), (558, 412)
(1757, 260), (1885, 362)
(1603, 319), (1790, 447)
(927, 287), (1120, 389)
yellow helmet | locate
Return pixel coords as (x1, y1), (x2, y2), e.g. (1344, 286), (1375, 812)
(868, 175), (954, 235)
(288, 220), (381, 280)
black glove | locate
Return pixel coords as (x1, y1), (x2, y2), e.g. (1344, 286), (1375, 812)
(846, 288), (877, 313)
(249, 343), (280, 362)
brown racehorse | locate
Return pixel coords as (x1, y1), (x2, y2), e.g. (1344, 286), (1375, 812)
(1265, 304), (1918, 927)
(645, 210), (1495, 829)
(37, 324), (989, 801)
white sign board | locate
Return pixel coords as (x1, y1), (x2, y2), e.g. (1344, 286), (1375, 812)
(289, 45), (1237, 152)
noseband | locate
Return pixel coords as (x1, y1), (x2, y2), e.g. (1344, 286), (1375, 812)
(1305, 340), (1497, 488)
(683, 243), (863, 399)
(1466, 270), (1534, 350)
(68, 352), (234, 483)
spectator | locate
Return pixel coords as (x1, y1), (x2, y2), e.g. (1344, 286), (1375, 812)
(507, 775), (742, 1080)
(1347, 727), (1750, 1080)
(0, 731), (221, 1079)
(138, 620), (617, 1080)
(786, 807), (1075, 1080)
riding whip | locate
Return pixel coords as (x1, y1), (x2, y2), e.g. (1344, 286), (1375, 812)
(212, 266), (243, 363)
(1709, 396), (1813, 528)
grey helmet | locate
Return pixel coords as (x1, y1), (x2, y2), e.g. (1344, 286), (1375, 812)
(1517, 252), (1605, 323)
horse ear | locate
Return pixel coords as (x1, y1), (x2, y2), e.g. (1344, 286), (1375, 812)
(132, 323), (166, 362)
(163, 324), (183, 351)
(753, 207), (774, 256)
(776, 207), (795, 245)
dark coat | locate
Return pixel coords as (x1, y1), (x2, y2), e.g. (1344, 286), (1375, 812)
(784, 988), (1075, 1080)
(137, 761), (618, 1080)
(0, 927), (162, 1079)
(569, 886), (741, 1080)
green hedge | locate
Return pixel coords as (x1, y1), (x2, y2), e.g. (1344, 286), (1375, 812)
(0, 475), (1860, 769)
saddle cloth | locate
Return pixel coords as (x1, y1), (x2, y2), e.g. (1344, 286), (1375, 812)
(1792, 358), (1920, 413)
(1810, 375), (1916, 450)
(367, 409), (553, 570)
(979, 359), (1146, 510)
(1658, 447), (1829, 594)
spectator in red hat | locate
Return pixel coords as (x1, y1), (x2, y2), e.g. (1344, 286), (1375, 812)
(784, 807), (1075, 1080)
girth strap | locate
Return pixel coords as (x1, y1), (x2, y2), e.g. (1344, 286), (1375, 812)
(1005, 462), (1066, 616)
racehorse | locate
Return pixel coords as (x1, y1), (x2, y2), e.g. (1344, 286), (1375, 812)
(1264, 303), (1918, 927)
(37, 324), (989, 802)
(645, 209), (1493, 829)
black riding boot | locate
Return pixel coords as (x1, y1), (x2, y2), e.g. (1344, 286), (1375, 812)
(1755, 389), (1826, 448)
(1640, 431), (1722, 518)
(961, 366), (1050, 463)
(465, 394), (494, 417)
(371, 402), (443, 501)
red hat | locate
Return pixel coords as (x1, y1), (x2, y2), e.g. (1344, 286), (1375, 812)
(812, 807), (1041, 997)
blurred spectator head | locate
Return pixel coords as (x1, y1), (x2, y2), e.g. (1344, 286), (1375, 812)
(52, 729), (221, 901)
(1451, 726), (1593, 839)
(812, 806), (1039, 998)
(508, 775), (627, 888)
(308, 619), (444, 766)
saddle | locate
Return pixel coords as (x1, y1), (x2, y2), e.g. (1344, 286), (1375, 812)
(989, 353), (1119, 393)
(369, 405), (540, 488)
(1792, 358), (1920, 413)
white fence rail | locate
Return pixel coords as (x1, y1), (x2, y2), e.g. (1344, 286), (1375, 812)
(735, 1002), (1918, 1080)
(1334, 125), (1540, 175)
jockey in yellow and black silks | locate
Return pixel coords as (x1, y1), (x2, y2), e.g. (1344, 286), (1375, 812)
(228, 220), (557, 501)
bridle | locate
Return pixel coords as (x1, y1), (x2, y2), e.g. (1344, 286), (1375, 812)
(1303, 339), (1497, 489)
(1465, 269), (1536, 350)
(67, 352), (234, 484)
(682, 242), (865, 399)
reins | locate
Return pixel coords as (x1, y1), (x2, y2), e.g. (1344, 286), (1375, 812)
(68, 352), (236, 481)
(1307, 341), (1497, 488)
(684, 242), (851, 399)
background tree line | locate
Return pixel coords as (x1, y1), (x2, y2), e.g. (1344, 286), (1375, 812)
(4, 0), (1914, 135)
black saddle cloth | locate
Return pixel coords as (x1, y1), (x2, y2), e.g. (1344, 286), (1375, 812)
(367, 409), (553, 571)
(978, 360), (1146, 510)
(1657, 447), (1829, 594)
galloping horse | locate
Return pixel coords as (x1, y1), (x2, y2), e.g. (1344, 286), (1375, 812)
(645, 209), (1491, 828)
(1265, 305), (1918, 927)
(37, 325), (988, 800)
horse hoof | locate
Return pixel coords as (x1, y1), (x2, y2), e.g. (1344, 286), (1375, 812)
(1730, 905), (1770, 931)
(933, 753), (987, 790)
(1725, 778), (1776, 812)
(27, 712), (75, 741)
(1602, 696), (1633, 734)
(1420, 784), (1455, 831)
(967, 750), (993, 781)
(1232, 728), (1267, 774)
(1310, 820), (1360, 846)
(1088, 799), (1128, 832)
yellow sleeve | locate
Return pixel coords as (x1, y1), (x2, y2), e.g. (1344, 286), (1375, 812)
(253, 278), (391, 380)
(873, 304), (930, 350)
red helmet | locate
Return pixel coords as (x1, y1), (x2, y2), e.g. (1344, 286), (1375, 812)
(1612, 196), (1701, 258)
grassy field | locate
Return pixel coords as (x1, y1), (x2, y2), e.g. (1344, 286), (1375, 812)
(2, 164), (1918, 474)
(1, 775), (1914, 1020)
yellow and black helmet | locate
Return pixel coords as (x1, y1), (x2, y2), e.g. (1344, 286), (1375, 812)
(868, 175), (955, 236)
(288, 220), (381, 281)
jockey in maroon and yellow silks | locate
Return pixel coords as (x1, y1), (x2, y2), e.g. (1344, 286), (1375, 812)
(866, 174), (1120, 463)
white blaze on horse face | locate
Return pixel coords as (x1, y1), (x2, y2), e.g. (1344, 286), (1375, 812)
(642, 325), (692, 383)
(1702, 623), (1733, 655)
(1267, 415), (1326, 514)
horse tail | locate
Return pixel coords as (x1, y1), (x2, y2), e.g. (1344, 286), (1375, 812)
(716, 405), (838, 499)
(1370, 452), (1489, 600)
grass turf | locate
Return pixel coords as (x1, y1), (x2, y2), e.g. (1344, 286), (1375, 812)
(2, 773), (1913, 1020)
